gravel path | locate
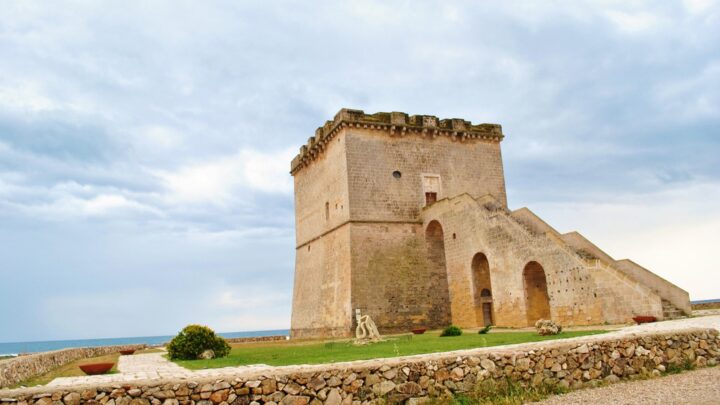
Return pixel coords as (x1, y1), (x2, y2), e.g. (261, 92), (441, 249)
(534, 366), (720, 405)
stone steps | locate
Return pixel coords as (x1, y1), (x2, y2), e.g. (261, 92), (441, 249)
(662, 299), (685, 320)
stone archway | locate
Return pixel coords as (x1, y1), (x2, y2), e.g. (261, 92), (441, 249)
(471, 253), (494, 326)
(523, 261), (551, 325)
(424, 220), (452, 328)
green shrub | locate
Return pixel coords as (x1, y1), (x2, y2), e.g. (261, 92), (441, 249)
(440, 325), (463, 337)
(478, 325), (493, 334)
(167, 324), (231, 360)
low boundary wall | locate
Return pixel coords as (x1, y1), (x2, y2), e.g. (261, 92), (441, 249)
(0, 345), (146, 389)
(225, 336), (288, 345)
(692, 301), (720, 310)
(0, 329), (717, 404)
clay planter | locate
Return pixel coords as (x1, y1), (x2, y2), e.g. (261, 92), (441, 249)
(79, 363), (114, 375)
(633, 316), (657, 324)
(119, 349), (136, 355)
(411, 328), (427, 335)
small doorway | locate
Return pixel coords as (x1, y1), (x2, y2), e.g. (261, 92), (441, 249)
(472, 253), (494, 327)
(481, 289), (493, 326)
(425, 192), (437, 205)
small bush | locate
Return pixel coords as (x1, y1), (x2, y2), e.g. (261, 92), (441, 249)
(167, 324), (231, 360)
(440, 325), (463, 337)
(478, 325), (493, 334)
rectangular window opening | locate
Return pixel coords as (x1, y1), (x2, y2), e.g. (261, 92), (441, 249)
(425, 192), (437, 205)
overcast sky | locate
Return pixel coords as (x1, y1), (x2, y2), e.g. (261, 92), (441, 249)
(0, 1), (718, 343)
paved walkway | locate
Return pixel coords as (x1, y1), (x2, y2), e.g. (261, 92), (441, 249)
(534, 366), (720, 405)
(46, 315), (720, 387)
(48, 351), (270, 387)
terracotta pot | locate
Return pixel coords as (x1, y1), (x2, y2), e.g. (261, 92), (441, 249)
(411, 328), (427, 335)
(632, 316), (657, 324)
(119, 349), (136, 355)
(79, 363), (114, 375)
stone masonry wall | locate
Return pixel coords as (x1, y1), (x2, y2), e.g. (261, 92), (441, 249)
(291, 224), (352, 339)
(693, 301), (720, 310)
(0, 345), (146, 389)
(224, 337), (288, 345)
(422, 194), (605, 328)
(349, 223), (451, 334)
(1, 329), (717, 404)
(422, 194), (666, 328)
(344, 129), (507, 223)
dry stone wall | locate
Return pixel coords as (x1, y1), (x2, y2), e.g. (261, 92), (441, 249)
(1, 329), (718, 405)
(224, 337), (288, 345)
(0, 345), (146, 389)
(692, 301), (720, 310)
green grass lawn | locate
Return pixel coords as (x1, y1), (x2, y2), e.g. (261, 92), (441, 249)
(177, 329), (607, 370)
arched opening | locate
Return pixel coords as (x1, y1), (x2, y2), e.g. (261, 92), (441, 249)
(471, 253), (494, 326)
(523, 261), (551, 325)
(424, 221), (452, 328)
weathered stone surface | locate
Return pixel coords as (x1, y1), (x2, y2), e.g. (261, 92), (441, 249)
(395, 382), (421, 396)
(306, 378), (325, 391)
(280, 396), (309, 405)
(63, 393), (81, 405)
(372, 381), (395, 396)
(209, 389), (229, 404)
(282, 383), (302, 396)
(198, 350), (215, 360)
(480, 359), (496, 372)
(323, 389), (341, 405)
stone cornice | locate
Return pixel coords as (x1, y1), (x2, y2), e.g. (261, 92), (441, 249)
(290, 108), (504, 174)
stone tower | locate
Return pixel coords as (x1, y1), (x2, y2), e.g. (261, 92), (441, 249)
(290, 109), (691, 339)
(290, 109), (508, 338)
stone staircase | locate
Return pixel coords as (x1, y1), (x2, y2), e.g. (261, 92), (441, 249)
(662, 299), (685, 320)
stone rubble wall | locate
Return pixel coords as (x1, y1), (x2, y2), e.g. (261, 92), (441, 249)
(0, 345), (146, 389)
(224, 337), (288, 345)
(693, 301), (720, 310)
(1, 329), (718, 405)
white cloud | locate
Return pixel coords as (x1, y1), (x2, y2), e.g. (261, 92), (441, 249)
(157, 147), (294, 204)
(24, 193), (163, 219)
(603, 10), (663, 34)
(683, 0), (714, 14)
(530, 181), (720, 300)
(135, 126), (185, 151)
(213, 288), (291, 331)
(0, 81), (59, 112)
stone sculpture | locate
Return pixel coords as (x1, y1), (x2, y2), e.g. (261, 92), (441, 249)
(355, 313), (382, 344)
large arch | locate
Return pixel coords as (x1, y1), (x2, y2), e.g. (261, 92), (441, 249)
(424, 220), (452, 328)
(523, 261), (551, 325)
(471, 253), (494, 327)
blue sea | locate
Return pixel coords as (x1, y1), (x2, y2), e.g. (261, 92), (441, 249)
(0, 329), (290, 357)
(691, 298), (720, 304)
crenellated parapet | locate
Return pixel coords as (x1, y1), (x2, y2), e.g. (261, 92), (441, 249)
(291, 108), (504, 174)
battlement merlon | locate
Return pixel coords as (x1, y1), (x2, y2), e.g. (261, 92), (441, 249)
(290, 108), (504, 174)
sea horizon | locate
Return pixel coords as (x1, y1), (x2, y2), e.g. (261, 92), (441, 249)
(0, 329), (290, 356)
